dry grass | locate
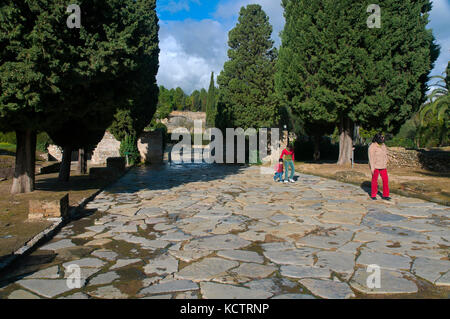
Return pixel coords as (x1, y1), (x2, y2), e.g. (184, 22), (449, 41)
(293, 162), (450, 205)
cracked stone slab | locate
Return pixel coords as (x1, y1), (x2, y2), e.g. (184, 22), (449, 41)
(89, 285), (128, 299)
(200, 282), (273, 299)
(92, 250), (118, 262)
(16, 279), (76, 298)
(217, 250), (264, 264)
(412, 257), (450, 283)
(62, 258), (106, 269)
(25, 266), (60, 279)
(159, 231), (192, 242)
(299, 278), (355, 299)
(280, 265), (331, 279)
(271, 294), (316, 299)
(263, 248), (316, 266)
(315, 251), (355, 279)
(183, 234), (251, 251)
(144, 255), (179, 276)
(350, 268), (418, 294)
(169, 249), (212, 263)
(110, 259), (141, 270)
(435, 271), (450, 287)
(175, 257), (239, 282)
(58, 292), (90, 299)
(230, 263), (276, 279)
(296, 229), (354, 250)
(8, 289), (41, 299)
(89, 271), (120, 286)
(356, 250), (411, 271)
(40, 239), (75, 251)
(140, 280), (198, 295)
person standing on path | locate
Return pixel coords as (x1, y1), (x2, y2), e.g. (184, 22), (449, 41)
(280, 143), (295, 183)
(368, 133), (390, 200)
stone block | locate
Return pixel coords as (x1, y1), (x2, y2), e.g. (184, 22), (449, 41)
(39, 162), (61, 175)
(29, 194), (69, 220)
(106, 157), (126, 172)
(138, 131), (163, 164)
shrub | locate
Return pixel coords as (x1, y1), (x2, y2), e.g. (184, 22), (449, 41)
(0, 132), (16, 144)
(119, 134), (141, 165)
(36, 132), (53, 152)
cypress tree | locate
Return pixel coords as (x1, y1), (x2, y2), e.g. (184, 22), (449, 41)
(276, 0), (439, 165)
(216, 4), (280, 130)
(206, 72), (216, 127)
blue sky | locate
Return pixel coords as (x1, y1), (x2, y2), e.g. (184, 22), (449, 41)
(156, 0), (450, 94)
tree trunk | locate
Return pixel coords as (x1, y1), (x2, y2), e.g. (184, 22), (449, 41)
(77, 148), (87, 174)
(58, 146), (73, 182)
(337, 117), (354, 165)
(11, 129), (37, 194)
(313, 135), (321, 161)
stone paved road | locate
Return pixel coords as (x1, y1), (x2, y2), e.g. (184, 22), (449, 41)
(0, 164), (449, 299)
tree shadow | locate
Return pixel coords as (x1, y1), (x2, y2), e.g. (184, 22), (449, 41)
(416, 149), (450, 173)
(360, 180), (383, 197)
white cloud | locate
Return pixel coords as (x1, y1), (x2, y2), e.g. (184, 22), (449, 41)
(157, 19), (228, 94)
(159, 0), (200, 14)
(214, 0), (285, 46)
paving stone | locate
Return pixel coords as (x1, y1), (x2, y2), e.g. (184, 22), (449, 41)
(89, 285), (128, 299)
(140, 280), (198, 295)
(62, 258), (106, 269)
(110, 259), (141, 270)
(296, 229), (354, 249)
(17, 279), (76, 298)
(169, 250), (212, 263)
(73, 232), (97, 239)
(92, 250), (118, 261)
(271, 294), (316, 299)
(25, 266), (60, 279)
(216, 250), (264, 264)
(263, 248), (316, 266)
(144, 255), (179, 275)
(8, 289), (41, 299)
(40, 239), (75, 251)
(243, 279), (281, 294)
(315, 251), (355, 279)
(183, 234), (251, 251)
(350, 267), (418, 294)
(356, 250), (411, 271)
(85, 238), (112, 246)
(175, 257), (239, 282)
(230, 263), (276, 279)
(435, 271), (450, 287)
(299, 278), (355, 299)
(58, 292), (90, 299)
(159, 231), (192, 242)
(412, 257), (450, 283)
(89, 271), (120, 286)
(200, 282), (273, 299)
(280, 265), (331, 279)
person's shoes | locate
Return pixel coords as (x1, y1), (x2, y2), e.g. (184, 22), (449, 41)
(371, 197), (377, 200)
(284, 180), (289, 183)
(289, 179), (295, 183)
(382, 197), (391, 201)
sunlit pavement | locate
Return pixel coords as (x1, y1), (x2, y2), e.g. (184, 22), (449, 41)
(0, 164), (449, 299)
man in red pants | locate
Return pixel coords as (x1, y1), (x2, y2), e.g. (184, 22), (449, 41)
(368, 133), (390, 201)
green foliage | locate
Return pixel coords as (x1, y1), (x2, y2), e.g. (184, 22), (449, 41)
(119, 135), (141, 166)
(36, 132), (53, 153)
(0, 132), (16, 145)
(216, 4), (280, 130)
(206, 72), (216, 127)
(276, 0), (439, 143)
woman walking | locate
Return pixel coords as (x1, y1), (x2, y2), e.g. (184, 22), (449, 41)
(368, 133), (390, 200)
(280, 143), (295, 183)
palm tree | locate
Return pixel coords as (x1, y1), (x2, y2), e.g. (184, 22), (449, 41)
(417, 61), (449, 147)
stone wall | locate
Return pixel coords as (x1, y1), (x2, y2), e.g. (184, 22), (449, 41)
(47, 144), (63, 162)
(161, 111), (206, 133)
(387, 147), (450, 172)
(91, 131), (121, 165)
(138, 131), (163, 164)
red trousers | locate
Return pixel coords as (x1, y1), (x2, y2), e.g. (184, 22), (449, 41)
(371, 169), (389, 198)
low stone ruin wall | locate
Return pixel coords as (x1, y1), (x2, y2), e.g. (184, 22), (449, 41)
(388, 147), (450, 172)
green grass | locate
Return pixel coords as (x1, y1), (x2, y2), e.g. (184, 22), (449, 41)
(0, 143), (16, 153)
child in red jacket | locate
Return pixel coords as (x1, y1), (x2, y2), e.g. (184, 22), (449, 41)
(274, 159), (284, 182)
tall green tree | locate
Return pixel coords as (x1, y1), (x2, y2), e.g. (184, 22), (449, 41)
(200, 89), (208, 112)
(191, 90), (201, 112)
(276, 0), (439, 165)
(206, 72), (216, 127)
(0, 0), (160, 190)
(216, 4), (280, 130)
